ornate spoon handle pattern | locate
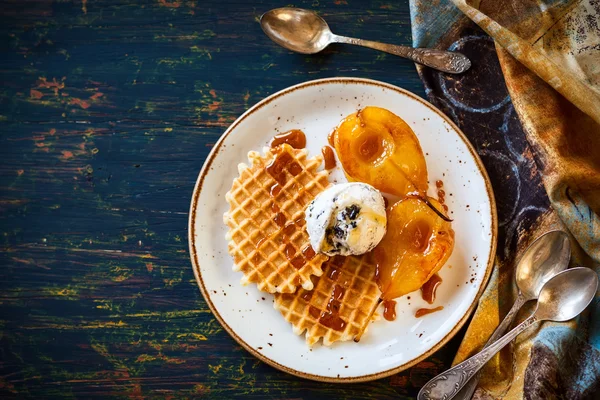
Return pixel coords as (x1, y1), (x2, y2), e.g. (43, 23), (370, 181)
(453, 293), (527, 399)
(332, 35), (471, 74)
(418, 315), (539, 400)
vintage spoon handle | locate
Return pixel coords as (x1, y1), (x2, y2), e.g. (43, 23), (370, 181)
(417, 315), (539, 400)
(453, 294), (528, 400)
(332, 35), (471, 74)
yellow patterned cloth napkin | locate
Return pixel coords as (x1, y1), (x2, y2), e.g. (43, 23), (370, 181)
(410, 0), (600, 398)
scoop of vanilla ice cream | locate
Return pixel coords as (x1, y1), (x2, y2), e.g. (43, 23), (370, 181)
(305, 182), (387, 256)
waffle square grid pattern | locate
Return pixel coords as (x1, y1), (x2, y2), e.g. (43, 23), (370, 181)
(274, 254), (381, 346)
(224, 144), (330, 294)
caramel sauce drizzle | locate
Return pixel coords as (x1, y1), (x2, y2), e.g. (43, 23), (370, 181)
(273, 212), (287, 227)
(318, 284), (347, 331)
(327, 267), (341, 281)
(309, 305), (321, 319)
(290, 254), (305, 269)
(327, 256), (345, 280)
(282, 223), (295, 238)
(332, 255), (346, 267)
(301, 291), (313, 302)
(270, 183), (281, 197)
(256, 237), (267, 249)
(266, 151), (302, 186)
(332, 284), (345, 300)
(421, 273), (442, 304)
(415, 306), (444, 318)
(270, 129), (306, 149)
(321, 145), (336, 170)
(281, 217), (313, 270)
(436, 180), (449, 212)
(302, 245), (316, 260)
(437, 189), (445, 202)
(287, 161), (302, 176)
(251, 138), (315, 272)
(306, 260), (350, 332)
(383, 299), (397, 321)
(282, 217), (305, 239)
(284, 243), (296, 260)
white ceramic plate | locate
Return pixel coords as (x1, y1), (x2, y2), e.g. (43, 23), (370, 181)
(189, 78), (497, 382)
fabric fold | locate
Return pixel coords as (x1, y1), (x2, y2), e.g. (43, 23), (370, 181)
(409, 0), (600, 398)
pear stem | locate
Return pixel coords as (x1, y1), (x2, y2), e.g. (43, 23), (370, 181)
(422, 196), (453, 222)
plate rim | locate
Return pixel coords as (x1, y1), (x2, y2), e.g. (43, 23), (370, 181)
(188, 77), (498, 383)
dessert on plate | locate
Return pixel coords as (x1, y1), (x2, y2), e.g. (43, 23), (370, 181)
(224, 107), (455, 346)
(331, 106), (428, 197)
(374, 196), (454, 301)
(274, 254), (380, 346)
(224, 143), (330, 293)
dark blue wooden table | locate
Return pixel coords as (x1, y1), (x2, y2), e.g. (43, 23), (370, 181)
(1, 1), (468, 397)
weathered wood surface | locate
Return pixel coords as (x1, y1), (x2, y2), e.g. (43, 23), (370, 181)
(0, 0), (467, 397)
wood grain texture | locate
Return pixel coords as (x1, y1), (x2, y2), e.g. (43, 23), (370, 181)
(0, 0), (466, 398)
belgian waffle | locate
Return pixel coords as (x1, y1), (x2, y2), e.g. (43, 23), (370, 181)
(224, 144), (330, 293)
(274, 254), (381, 346)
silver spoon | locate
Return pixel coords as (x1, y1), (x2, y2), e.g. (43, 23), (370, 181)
(418, 267), (598, 400)
(456, 230), (570, 399)
(260, 7), (471, 74)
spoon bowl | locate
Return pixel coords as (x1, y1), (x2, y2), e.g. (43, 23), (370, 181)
(261, 8), (332, 54)
(535, 267), (598, 321)
(516, 230), (571, 300)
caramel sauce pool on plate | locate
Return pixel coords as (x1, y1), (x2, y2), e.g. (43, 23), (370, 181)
(415, 306), (444, 318)
(270, 129), (306, 149)
(383, 300), (397, 321)
(421, 273), (442, 304)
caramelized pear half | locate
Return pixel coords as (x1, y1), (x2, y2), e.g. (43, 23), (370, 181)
(374, 197), (454, 300)
(333, 106), (428, 197)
